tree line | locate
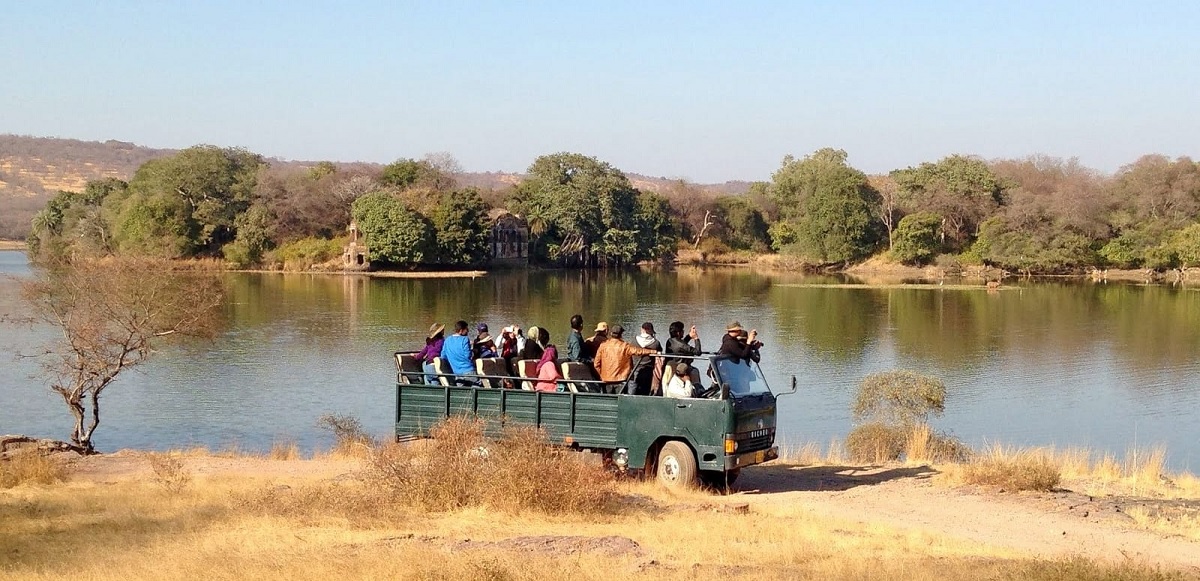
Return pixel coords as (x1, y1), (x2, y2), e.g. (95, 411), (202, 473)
(26, 144), (1200, 273)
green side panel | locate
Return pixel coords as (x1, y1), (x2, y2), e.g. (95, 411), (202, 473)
(675, 399), (730, 471)
(571, 394), (619, 448)
(396, 385), (451, 437)
(616, 397), (683, 468)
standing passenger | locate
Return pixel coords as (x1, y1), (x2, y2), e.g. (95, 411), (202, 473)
(416, 322), (445, 384)
(718, 321), (758, 363)
(632, 322), (663, 396)
(566, 315), (586, 362)
(593, 325), (658, 394)
(442, 320), (476, 384)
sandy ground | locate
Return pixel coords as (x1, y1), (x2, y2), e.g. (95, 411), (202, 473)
(63, 452), (1200, 572)
(735, 464), (1200, 571)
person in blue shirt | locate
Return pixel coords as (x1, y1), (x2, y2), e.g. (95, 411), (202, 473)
(442, 320), (476, 385)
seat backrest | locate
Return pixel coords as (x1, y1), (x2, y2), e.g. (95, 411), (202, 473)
(516, 359), (538, 391)
(561, 361), (596, 393)
(476, 357), (506, 388)
(395, 353), (422, 384)
(432, 357), (452, 386)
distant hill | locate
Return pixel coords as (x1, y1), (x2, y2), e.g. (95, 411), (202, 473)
(0, 134), (751, 239)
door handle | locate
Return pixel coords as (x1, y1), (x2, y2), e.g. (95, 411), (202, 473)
(676, 404), (689, 408)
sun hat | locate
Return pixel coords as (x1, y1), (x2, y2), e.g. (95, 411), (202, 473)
(594, 321), (609, 333)
(474, 332), (494, 345)
(428, 323), (445, 338)
(726, 321), (744, 332)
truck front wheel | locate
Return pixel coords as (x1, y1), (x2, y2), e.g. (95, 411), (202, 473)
(656, 441), (698, 488)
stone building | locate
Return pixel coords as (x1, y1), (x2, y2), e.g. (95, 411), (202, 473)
(488, 209), (529, 268)
(342, 220), (370, 271)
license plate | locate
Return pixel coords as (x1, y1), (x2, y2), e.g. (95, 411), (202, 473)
(754, 450), (765, 464)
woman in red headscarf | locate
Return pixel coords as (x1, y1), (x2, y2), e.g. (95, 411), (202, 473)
(534, 345), (562, 392)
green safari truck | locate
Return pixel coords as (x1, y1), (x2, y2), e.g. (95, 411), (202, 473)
(394, 353), (792, 488)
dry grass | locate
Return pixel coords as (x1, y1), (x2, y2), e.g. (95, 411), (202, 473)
(145, 452), (192, 492)
(269, 439), (301, 461)
(367, 417), (615, 514)
(846, 422), (907, 463)
(904, 423), (972, 464)
(0, 467), (1187, 581)
(317, 413), (375, 457)
(0, 452), (70, 488)
(950, 445), (1062, 492)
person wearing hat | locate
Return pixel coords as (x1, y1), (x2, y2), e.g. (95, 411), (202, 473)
(593, 324), (658, 394)
(583, 321), (609, 364)
(416, 323), (446, 384)
(664, 362), (697, 399)
(718, 320), (759, 364)
(474, 332), (498, 359)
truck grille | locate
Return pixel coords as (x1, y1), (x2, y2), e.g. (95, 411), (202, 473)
(737, 428), (774, 451)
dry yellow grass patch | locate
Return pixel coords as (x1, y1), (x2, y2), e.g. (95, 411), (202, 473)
(944, 444), (1061, 492)
(0, 452), (70, 488)
(269, 438), (301, 460)
(0, 471), (1187, 581)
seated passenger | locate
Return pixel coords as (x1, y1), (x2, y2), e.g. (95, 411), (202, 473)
(534, 345), (562, 392)
(475, 333), (498, 358)
(518, 325), (545, 361)
(566, 315), (586, 362)
(416, 322), (445, 385)
(665, 362), (697, 398)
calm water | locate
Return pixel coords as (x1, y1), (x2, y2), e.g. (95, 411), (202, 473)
(2, 250), (1199, 469)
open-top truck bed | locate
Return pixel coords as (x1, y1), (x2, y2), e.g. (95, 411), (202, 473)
(395, 354), (787, 488)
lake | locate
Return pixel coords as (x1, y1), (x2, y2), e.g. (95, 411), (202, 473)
(2, 250), (1199, 470)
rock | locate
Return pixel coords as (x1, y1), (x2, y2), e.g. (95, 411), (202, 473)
(0, 435), (82, 459)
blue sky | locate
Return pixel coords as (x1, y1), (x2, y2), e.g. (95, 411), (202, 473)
(2, 1), (1197, 182)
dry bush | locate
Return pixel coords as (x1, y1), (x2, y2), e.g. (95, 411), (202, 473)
(0, 452), (70, 488)
(846, 423), (906, 463)
(317, 413), (374, 456)
(146, 452), (192, 492)
(852, 370), (946, 426)
(269, 439), (300, 460)
(368, 417), (614, 514)
(1005, 555), (1188, 581)
(958, 446), (1061, 492)
(905, 423), (972, 464)
(1126, 446), (1167, 492)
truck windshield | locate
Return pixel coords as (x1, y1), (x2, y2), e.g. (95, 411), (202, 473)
(714, 358), (771, 398)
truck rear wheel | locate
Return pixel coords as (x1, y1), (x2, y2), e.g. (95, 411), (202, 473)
(656, 441), (697, 488)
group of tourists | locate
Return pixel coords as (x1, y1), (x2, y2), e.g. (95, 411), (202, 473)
(414, 315), (763, 398)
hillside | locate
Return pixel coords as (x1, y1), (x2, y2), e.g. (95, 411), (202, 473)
(0, 134), (751, 240)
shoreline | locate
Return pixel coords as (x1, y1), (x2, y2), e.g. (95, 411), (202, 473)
(0, 240), (27, 251)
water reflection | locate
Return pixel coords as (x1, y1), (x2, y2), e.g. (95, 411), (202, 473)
(1, 251), (1198, 470)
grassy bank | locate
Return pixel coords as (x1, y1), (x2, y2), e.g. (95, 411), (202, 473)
(1, 454), (1189, 581)
(0, 240), (27, 251)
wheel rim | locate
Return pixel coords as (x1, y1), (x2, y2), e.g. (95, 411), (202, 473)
(661, 455), (681, 482)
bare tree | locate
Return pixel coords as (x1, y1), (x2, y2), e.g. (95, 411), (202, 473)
(867, 174), (900, 249)
(21, 257), (224, 453)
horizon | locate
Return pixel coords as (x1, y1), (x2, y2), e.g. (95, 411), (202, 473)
(3, 2), (1198, 183)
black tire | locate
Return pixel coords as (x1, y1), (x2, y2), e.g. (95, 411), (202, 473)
(656, 441), (698, 489)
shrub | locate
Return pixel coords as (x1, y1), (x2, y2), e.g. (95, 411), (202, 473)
(0, 452), (69, 488)
(846, 423), (906, 463)
(905, 423), (972, 464)
(852, 370), (946, 427)
(891, 212), (942, 265)
(269, 438), (300, 460)
(267, 237), (345, 271)
(959, 445), (1061, 492)
(317, 413), (374, 456)
(368, 417), (614, 514)
(146, 452), (192, 492)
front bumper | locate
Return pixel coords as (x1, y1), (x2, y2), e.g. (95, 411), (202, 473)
(724, 445), (778, 470)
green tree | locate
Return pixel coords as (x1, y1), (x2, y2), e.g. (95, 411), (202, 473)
(223, 204), (275, 268)
(713, 196), (769, 251)
(632, 192), (678, 261)
(430, 188), (491, 266)
(508, 152), (645, 266)
(891, 212), (942, 264)
(767, 149), (879, 263)
(892, 155), (1004, 249)
(351, 192), (434, 266)
(1171, 223), (1200, 268)
(110, 146), (263, 257)
(975, 217), (1096, 274)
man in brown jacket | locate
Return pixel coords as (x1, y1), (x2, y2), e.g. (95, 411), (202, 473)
(593, 325), (659, 394)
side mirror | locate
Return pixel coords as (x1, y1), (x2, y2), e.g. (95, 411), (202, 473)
(778, 375), (798, 397)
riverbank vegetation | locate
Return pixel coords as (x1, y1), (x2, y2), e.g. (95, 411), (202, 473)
(20, 143), (1200, 276)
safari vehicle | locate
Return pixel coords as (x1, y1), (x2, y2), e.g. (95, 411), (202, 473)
(392, 352), (793, 488)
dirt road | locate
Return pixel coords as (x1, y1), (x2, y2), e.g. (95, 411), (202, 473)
(736, 464), (1200, 571)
